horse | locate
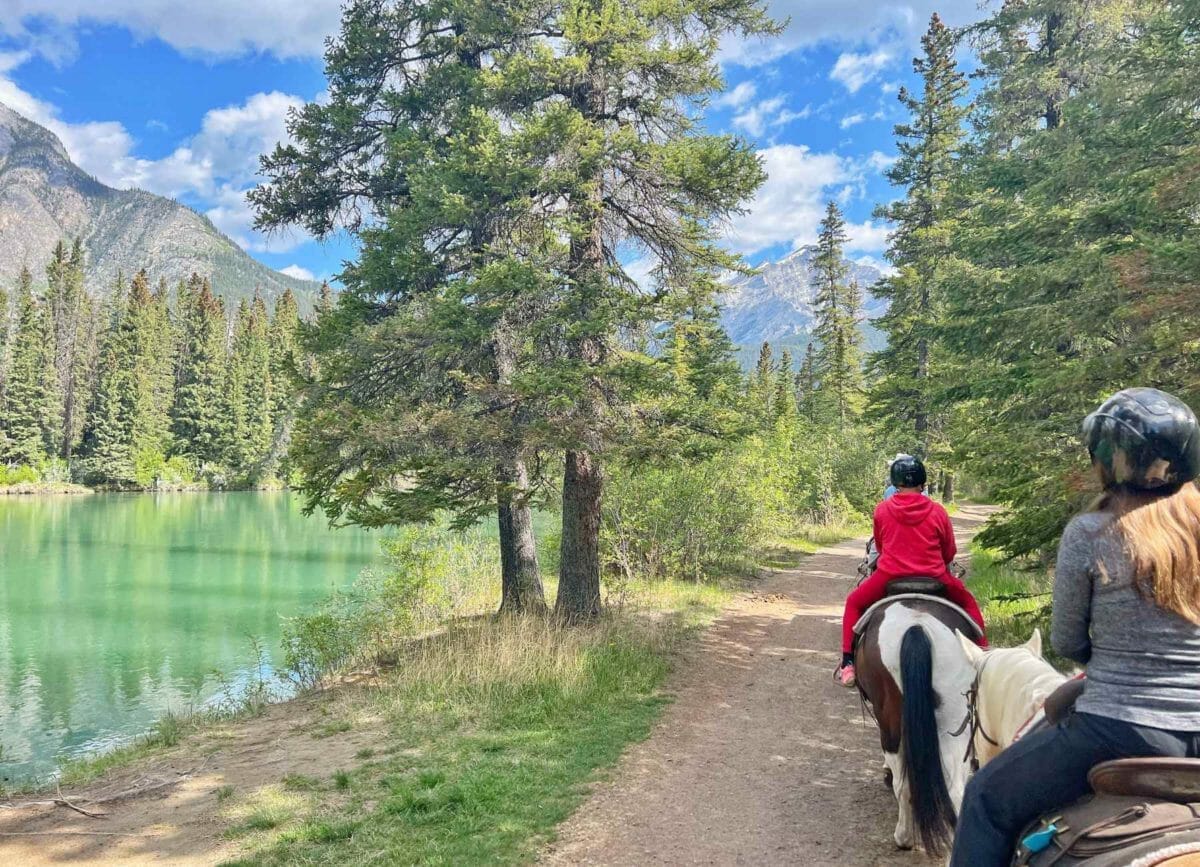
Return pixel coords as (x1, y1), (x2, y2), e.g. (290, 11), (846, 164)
(955, 628), (1070, 767)
(854, 592), (979, 855)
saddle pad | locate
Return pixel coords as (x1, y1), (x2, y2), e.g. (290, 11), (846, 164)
(851, 593), (984, 639)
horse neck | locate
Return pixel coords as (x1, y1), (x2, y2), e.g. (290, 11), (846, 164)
(981, 652), (1068, 741)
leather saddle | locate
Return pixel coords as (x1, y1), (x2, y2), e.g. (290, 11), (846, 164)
(1090, 758), (1200, 804)
(884, 577), (947, 597)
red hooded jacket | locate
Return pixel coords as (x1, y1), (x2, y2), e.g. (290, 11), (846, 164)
(873, 491), (956, 579)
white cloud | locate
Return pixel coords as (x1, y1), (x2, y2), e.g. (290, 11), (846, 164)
(831, 49), (894, 93)
(855, 254), (897, 277)
(864, 150), (898, 174)
(205, 185), (306, 253)
(881, 81), (900, 94)
(733, 96), (785, 137)
(839, 112), (866, 129)
(279, 264), (315, 281)
(723, 144), (852, 255)
(0, 1), (341, 59)
(716, 81), (757, 109)
(731, 96), (810, 138)
(846, 220), (891, 253)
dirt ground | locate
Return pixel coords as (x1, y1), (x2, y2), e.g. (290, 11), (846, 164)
(0, 505), (992, 866)
(541, 504), (995, 866)
(0, 690), (386, 865)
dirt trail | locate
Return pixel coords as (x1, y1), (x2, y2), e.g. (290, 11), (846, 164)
(542, 504), (995, 866)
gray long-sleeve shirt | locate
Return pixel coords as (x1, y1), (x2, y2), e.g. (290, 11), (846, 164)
(1053, 511), (1200, 731)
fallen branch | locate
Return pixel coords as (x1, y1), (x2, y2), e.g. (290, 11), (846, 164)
(56, 784), (107, 819)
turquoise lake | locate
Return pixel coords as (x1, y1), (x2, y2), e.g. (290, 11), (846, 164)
(0, 492), (378, 781)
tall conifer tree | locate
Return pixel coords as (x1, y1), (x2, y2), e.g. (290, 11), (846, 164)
(811, 201), (862, 423)
(871, 14), (969, 458)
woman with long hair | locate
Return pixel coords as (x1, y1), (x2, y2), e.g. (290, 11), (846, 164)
(950, 387), (1200, 865)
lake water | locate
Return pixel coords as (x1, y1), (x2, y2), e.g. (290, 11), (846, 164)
(0, 492), (379, 781)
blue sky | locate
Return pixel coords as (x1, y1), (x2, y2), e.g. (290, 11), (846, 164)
(0, 1), (991, 284)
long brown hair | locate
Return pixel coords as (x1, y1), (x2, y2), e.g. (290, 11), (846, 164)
(1097, 478), (1200, 624)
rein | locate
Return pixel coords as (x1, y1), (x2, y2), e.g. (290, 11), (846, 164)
(953, 653), (1000, 772)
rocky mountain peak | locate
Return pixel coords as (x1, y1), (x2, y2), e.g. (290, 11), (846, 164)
(0, 102), (318, 307)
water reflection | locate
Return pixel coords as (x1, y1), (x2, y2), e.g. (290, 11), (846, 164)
(0, 492), (377, 780)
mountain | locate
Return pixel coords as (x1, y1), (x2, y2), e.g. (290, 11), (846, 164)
(719, 246), (887, 365)
(0, 103), (320, 306)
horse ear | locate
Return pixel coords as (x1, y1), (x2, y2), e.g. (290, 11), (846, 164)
(956, 629), (984, 665)
(1026, 627), (1043, 658)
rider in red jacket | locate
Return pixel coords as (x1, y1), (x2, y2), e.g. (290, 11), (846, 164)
(835, 455), (988, 687)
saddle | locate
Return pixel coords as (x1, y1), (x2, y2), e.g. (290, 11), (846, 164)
(1014, 760), (1200, 866)
(851, 576), (984, 639)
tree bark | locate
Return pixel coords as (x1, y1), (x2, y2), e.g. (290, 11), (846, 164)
(941, 471), (955, 505)
(498, 457), (546, 615)
(555, 47), (607, 623)
(555, 448), (603, 622)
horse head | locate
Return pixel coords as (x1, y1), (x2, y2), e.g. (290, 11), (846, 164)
(956, 627), (1068, 767)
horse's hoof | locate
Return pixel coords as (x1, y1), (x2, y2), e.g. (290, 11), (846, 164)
(894, 840), (914, 851)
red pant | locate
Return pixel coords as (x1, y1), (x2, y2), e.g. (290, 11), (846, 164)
(842, 569), (988, 654)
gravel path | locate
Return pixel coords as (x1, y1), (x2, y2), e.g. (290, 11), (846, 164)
(542, 505), (995, 866)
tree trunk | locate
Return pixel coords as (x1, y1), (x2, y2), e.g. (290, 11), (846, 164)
(498, 458), (546, 615)
(941, 471), (955, 505)
(556, 449), (603, 622)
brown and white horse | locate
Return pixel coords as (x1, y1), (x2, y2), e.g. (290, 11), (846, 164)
(854, 596), (978, 856)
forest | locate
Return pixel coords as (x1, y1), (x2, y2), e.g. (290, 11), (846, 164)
(0, 240), (313, 489)
(255, 0), (1200, 624)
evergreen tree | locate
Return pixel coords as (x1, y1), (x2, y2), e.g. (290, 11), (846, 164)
(0, 269), (55, 465)
(871, 14), (969, 458)
(942, 1), (1159, 553)
(546, 0), (776, 621)
(811, 201), (863, 422)
(87, 271), (176, 485)
(253, 0), (775, 620)
(172, 274), (229, 465)
(797, 341), (819, 423)
(772, 349), (795, 424)
(750, 341), (774, 422)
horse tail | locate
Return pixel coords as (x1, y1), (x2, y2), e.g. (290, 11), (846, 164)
(899, 624), (956, 855)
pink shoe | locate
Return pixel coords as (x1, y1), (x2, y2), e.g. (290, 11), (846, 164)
(835, 662), (856, 688)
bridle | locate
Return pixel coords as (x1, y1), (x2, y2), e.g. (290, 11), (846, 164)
(951, 653), (999, 772)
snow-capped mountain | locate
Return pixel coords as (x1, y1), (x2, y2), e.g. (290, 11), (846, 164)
(718, 246), (887, 359)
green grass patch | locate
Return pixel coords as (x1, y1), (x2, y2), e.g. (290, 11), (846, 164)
(224, 583), (730, 866)
(967, 544), (1065, 667)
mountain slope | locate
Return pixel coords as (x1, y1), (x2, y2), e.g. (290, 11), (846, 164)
(719, 246), (887, 364)
(0, 103), (319, 306)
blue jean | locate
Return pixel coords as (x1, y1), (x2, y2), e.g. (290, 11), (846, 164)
(950, 711), (1200, 867)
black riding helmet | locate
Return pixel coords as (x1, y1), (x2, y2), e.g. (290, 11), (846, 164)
(1082, 387), (1200, 491)
(889, 454), (927, 489)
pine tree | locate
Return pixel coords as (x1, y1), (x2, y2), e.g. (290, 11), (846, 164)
(812, 201), (863, 423)
(772, 349), (795, 423)
(172, 275), (229, 466)
(253, 0), (775, 620)
(87, 271), (176, 485)
(871, 13), (969, 458)
(0, 269), (55, 465)
(797, 341), (819, 423)
(749, 341), (774, 422)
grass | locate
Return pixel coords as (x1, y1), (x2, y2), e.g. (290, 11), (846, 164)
(966, 543), (1067, 667)
(223, 579), (732, 866)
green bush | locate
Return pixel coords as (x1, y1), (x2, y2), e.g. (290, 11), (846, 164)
(281, 525), (499, 688)
(0, 464), (40, 485)
(602, 419), (886, 582)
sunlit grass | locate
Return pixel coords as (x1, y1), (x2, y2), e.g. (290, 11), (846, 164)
(966, 544), (1066, 667)
(225, 585), (730, 866)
